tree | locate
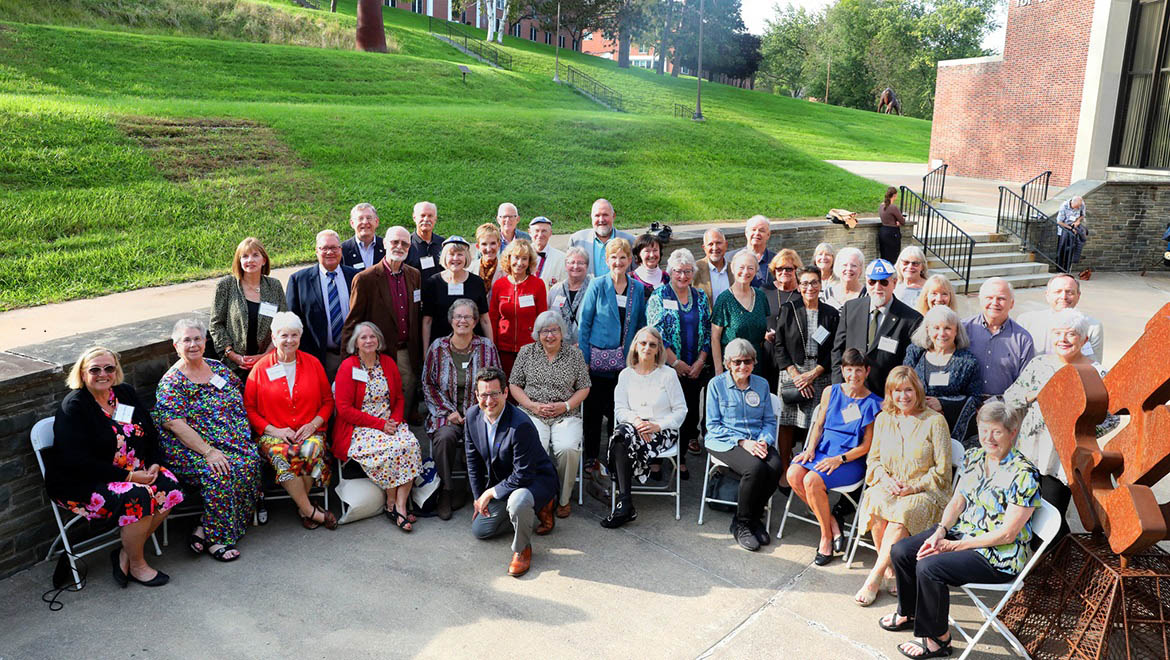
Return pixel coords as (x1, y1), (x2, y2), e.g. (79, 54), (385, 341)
(758, 5), (818, 96)
(356, 0), (388, 52)
(532, 0), (613, 48)
(598, 0), (654, 67)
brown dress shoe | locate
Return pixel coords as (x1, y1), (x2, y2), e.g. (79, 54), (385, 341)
(534, 499), (556, 535)
(436, 490), (452, 521)
(508, 545), (532, 577)
(555, 503), (571, 518)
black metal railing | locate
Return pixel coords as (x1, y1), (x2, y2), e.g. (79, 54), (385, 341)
(1019, 170), (1051, 211)
(673, 103), (692, 118)
(564, 65), (623, 111)
(997, 186), (1065, 272)
(900, 186), (975, 293)
(922, 163), (947, 203)
(427, 16), (512, 70)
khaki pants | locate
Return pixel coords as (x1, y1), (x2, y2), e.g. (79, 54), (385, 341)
(530, 416), (582, 507)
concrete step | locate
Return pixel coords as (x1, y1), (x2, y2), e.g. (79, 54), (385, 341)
(936, 202), (999, 218)
(926, 251), (1036, 269)
(948, 271), (1053, 293)
(919, 239), (1018, 255)
(934, 261), (1052, 291)
(914, 230), (1010, 244)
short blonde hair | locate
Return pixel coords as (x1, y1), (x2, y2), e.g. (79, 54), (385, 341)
(231, 237), (271, 279)
(768, 248), (803, 278)
(66, 347), (124, 390)
(605, 237), (632, 259)
(915, 274), (958, 316)
(627, 326), (666, 369)
(475, 223), (501, 244)
(441, 241), (470, 269)
(500, 238), (539, 276)
(881, 366), (925, 415)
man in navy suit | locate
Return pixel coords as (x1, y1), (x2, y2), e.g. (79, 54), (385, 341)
(466, 367), (559, 577)
(340, 202), (385, 271)
(286, 229), (359, 380)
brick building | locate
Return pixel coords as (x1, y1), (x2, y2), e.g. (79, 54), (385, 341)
(389, 2), (578, 50)
(930, 0), (1170, 187)
(580, 33), (672, 71)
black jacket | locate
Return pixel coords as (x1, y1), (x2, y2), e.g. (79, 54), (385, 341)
(45, 384), (162, 502)
(832, 295), (922, 393)
(772, 297), (840, 376)
(286, 264), (359, 364)
(340, 236), (385, 270)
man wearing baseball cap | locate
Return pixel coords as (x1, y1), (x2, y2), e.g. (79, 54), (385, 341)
(831, 258), (922, 393)
(527, 216), (567, 288)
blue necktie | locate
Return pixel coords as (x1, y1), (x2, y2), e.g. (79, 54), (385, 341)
(327, 271), (343, 346)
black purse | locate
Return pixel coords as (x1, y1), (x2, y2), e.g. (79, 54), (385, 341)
(779, 301), (816, 405)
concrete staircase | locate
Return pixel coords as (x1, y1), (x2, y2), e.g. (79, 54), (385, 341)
(918, 230), (1052, 293)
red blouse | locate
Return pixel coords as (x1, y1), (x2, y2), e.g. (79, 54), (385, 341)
(244, 351), (333, 435)
(331, 353), (404, 460)
(490, 274), (548, 352)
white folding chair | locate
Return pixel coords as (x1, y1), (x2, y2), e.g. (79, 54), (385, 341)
(31, 417), (161, 587)
(950, 499), (1061, 659)
(696, 394), (783, 532)
(610, 441), (682, 520)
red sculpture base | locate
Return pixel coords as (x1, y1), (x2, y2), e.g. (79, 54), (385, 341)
(1000, 533), (1170, 659)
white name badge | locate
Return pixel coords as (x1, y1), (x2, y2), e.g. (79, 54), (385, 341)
(209, 374), (228, 390)
(258, 302), (278, 318)
(113, 404), (135, 424)
(877, 336), (899, 354)
(615, 294), (628, 307)
(744, 391), (761, 407)
(448, 283), (464, 296)
(352, 367), (369, 383)
(841, 403), (862, 423)
(420, 256), (435, 270)
(663, 299), (679, 311)
(353, 263), (365, 270)
(553, 295), (567, 308)
(266, 365), (286, 381)
(413, 289), (421, 303)
(929, 372), (951, 387)
(519, 295), (535, 308)
(812, 326), (830, 344)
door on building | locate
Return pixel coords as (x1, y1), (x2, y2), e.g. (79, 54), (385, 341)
(1113, 0), (1170, 170)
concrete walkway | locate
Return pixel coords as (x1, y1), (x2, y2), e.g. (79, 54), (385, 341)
(827, 161), (1021, 210)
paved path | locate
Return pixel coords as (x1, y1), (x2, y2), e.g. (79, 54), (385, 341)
(827, 160), (1022, 210)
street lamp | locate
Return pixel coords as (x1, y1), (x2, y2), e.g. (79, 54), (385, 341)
(553, 1), (562, 83)
(692, 0), (704, 121)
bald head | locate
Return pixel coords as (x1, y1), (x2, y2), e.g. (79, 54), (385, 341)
(702, 228), (727, 265)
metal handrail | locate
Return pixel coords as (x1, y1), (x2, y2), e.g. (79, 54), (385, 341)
(564, 65), (623, 111)
(427, 16), (512, 70)
(997, 186), (1065, 272)
(922, 163), (947, 203)
(673, 103), (691, 118)
(900, 185), (975, 293)
(1020, 170), (1051, 211)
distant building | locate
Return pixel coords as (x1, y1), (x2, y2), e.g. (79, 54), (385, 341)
(581, 33), (682, 73)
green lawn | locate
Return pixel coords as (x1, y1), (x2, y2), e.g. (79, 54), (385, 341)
(0, 1), (932, 309)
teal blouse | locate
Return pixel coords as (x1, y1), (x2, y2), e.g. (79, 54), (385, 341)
(952, 447), (1041, 575)
(711, 287), (769, 357)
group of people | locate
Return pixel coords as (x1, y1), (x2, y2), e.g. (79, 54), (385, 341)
(41, 195), (1112, 657)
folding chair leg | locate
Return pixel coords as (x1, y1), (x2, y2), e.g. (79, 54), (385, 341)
(50, 506), (84, 587)
(843, 494), (865, 568)
(697, 454), (712, 525)
(674, 456), (681, 521)
(151, 532), (162, 556)
(763, 495), (773, 536)
(777, 489), (796, 539)
(578, 456), (584, 506)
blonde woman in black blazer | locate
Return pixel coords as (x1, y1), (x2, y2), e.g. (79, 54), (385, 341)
(210, 237), (287, 377)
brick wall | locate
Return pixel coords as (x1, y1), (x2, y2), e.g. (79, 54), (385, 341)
(930, 0), (1098, 187)
(1079, 183), (1170, 271)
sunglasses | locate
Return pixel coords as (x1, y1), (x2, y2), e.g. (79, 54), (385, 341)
(868, 278), (893, 287)
(87, 365), (117, 375)
(776, 266), (795, 273)
(730, 358), (755, 366)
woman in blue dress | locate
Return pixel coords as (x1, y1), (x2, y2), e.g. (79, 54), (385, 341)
(788, 347), (882, 566)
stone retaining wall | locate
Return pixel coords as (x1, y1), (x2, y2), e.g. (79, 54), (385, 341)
(1080, 182), (1170, 272)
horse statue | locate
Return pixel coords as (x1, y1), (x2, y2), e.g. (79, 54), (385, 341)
(877, 87), (902, 115)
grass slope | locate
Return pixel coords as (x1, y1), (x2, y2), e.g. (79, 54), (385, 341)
(0, 1), (931, 309)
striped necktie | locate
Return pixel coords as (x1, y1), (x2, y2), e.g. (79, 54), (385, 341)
(327, 270), (343, 346)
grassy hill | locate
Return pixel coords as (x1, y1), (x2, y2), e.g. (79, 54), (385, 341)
(0, 0), (931, 309)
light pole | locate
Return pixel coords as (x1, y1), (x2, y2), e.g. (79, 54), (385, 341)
(692, 0), (704, 121)
(553, 1), (562, 83)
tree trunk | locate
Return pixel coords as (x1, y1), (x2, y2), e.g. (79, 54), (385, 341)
(670, 50), (680, 76)
(330, 0), (337, 11)
(655, 0), (673, 75)
(495, 0), (507, 42)
(618, 27), (630, 68)
(356, 0), (388, 52)
(485, 0), (496, 41)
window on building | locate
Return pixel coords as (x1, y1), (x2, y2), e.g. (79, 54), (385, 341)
(1113, 0), (1170, 169)
(530, 25), (537, 40)
(411, 0), (423, 13)
(558, 35), (565, 48)
(545, 31), (553, 45)
(512, 23), (521, 37)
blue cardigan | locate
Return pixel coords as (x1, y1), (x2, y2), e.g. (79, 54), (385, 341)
(577, 274), (648, 364)
(704, 371), (777, 453)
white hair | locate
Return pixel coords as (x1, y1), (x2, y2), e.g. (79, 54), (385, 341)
(979, 277), (1015, 300)
(171, 317), (208, 343)
(531, 310), (570, 342)
(270, 311), (303, 334)
(833, 247), (864, 278)
(723, 338), (757, 365)
(746, 215), (770, 232)
(1050, 309), (1089, 338)
(666, 248), (696, 272)
(350, 202), (377, 220)
(413, 201), (437, 216)
(316, 229), (341, 244)
(911, 305), (970, 351)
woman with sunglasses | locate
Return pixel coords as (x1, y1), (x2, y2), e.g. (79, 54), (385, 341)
(893, 246), (930, 307)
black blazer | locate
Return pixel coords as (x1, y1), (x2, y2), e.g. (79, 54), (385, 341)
(45, 385), (162, 502)
(340, 236), (385, 270)
(286, 264), (359, 364)
(772, 298), (840, 375)
(464, 403), (559, 511)
(831, 295), (922, 393)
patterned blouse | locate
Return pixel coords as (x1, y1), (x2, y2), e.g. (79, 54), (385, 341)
(903, 345), (982, 442)
(509, 341), (592, 424)
(952, 447), (1041, 575)
(647, 284), (711, 365)
(711, 287), (769, 357)
(422, 335), (501, 435)
(153, 360), (254, 472)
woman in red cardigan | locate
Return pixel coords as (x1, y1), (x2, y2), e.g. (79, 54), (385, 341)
(244, 312), (336, 530)
(332, 322), (423, 531)
(490, 238), (548, 377)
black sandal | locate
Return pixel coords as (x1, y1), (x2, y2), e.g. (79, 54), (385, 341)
(187, 529), (206, 556)
(208, 544), (240, 562)
(898, 636), (952, 658)
(879, 612), (915, 632)
(385, 506), (413, 533)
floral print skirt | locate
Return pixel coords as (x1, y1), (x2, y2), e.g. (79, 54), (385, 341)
(258, 434), (332, 486)
(57, 469), (184, 526)
(349, 425), (423, 490)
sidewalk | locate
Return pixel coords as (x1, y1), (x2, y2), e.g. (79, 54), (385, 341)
(826, 160), (1020, 210)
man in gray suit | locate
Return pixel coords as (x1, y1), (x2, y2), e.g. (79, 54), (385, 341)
(567, 198), (635, 277)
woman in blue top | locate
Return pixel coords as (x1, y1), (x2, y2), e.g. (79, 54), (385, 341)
(705, 339), (780, 552)
(577, 238), (649, 487)
(647, 248), (711, 474)
(789, 348), (882, 566)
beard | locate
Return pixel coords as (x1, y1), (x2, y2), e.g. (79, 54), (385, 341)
(594, 224), (613, 239)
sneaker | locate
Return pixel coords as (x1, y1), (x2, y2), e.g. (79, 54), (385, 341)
(750, 519), (771, 546)
(733, 521), (761, 551)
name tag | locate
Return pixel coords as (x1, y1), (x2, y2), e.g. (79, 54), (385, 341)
(352, 367), (369, 383)
(448, 283), (464, 296)
(209, 374), (228, 390)
(553, 295), (566, 309)
(258, 302), (278, 317)
(929, 372), (951, 387)
(841, 403), (862, 424)
(811, 326), (829, 344)
(615, 294), (627, 307)
(458, 360), (470, 372)
(353, 262), (365, 270)
(413, 289), (421, 303)
(663, 299), (679, 311)
(113, 404), (135, 424)
(420, 256), (435, 270)
(877, 336), (899, 353)
(519, 295), (535, 308)
(266, 365), (286, 381)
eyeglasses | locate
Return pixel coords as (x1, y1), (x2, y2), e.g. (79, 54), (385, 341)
(868, 278), (893, 287)
(499, 214), (519, 220)
(476, 390), (504, 400)
(730, 358), (755, 366)
(316, 246), (341, 252)
(451, 314), (476, 321)
(901, 261), (922, 267)
(538, 328), (561, 336)
(672, 268), (694, 276)
(776, 266), (795, 273)
(797, 281), (821, 288)
(87, 365), (117, 375)
(176, 336), (205, 345)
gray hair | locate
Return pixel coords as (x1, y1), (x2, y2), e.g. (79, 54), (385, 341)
(723, 338), (757, 366)
(834, 247), (864, 278)
(977, 400), (1021, 434)
(447, 298), (479, 323)
(745, 214), (771, 232)
(814, 242), (835, 258)
(1050, 309), (1089, 338)
(912, 305), (970, 351)
(270, 311), (303, 334)
(979, 277), (1015, 300)
(349, 203), (378, 220)
(730, 249), (759, 272)
(896, 245), (930, 279)
(627, 326), (666, 369)
(666, 248), (696, 273)
(171, 317), (208, 343)
(565, 246), (589, 263)
(531, 310), (569, 342)
(316, 229), (341, 244)
(345, 321), (386, 354)
(413, 200), (437, 216)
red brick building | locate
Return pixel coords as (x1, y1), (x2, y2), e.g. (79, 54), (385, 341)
(580, 32), (674, 71)
(388, 2), (577, 49)
(930, 0), (1170, 187)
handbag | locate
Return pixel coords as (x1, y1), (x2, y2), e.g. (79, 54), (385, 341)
(780, 384), (815, 405)
(589, 346), (625, 373)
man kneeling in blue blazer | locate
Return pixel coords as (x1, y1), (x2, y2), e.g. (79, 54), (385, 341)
(465, 366), (559, 577)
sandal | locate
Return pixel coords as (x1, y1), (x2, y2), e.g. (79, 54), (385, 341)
(854, 582), (880, 607)
(208, 544), (240, 562)
(898, 636), (952, 658)
(385, 506), (413, 533)
(187, 528), (206, 555)
(301, 505), (338, 530)
(879, 612), (915, 632)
